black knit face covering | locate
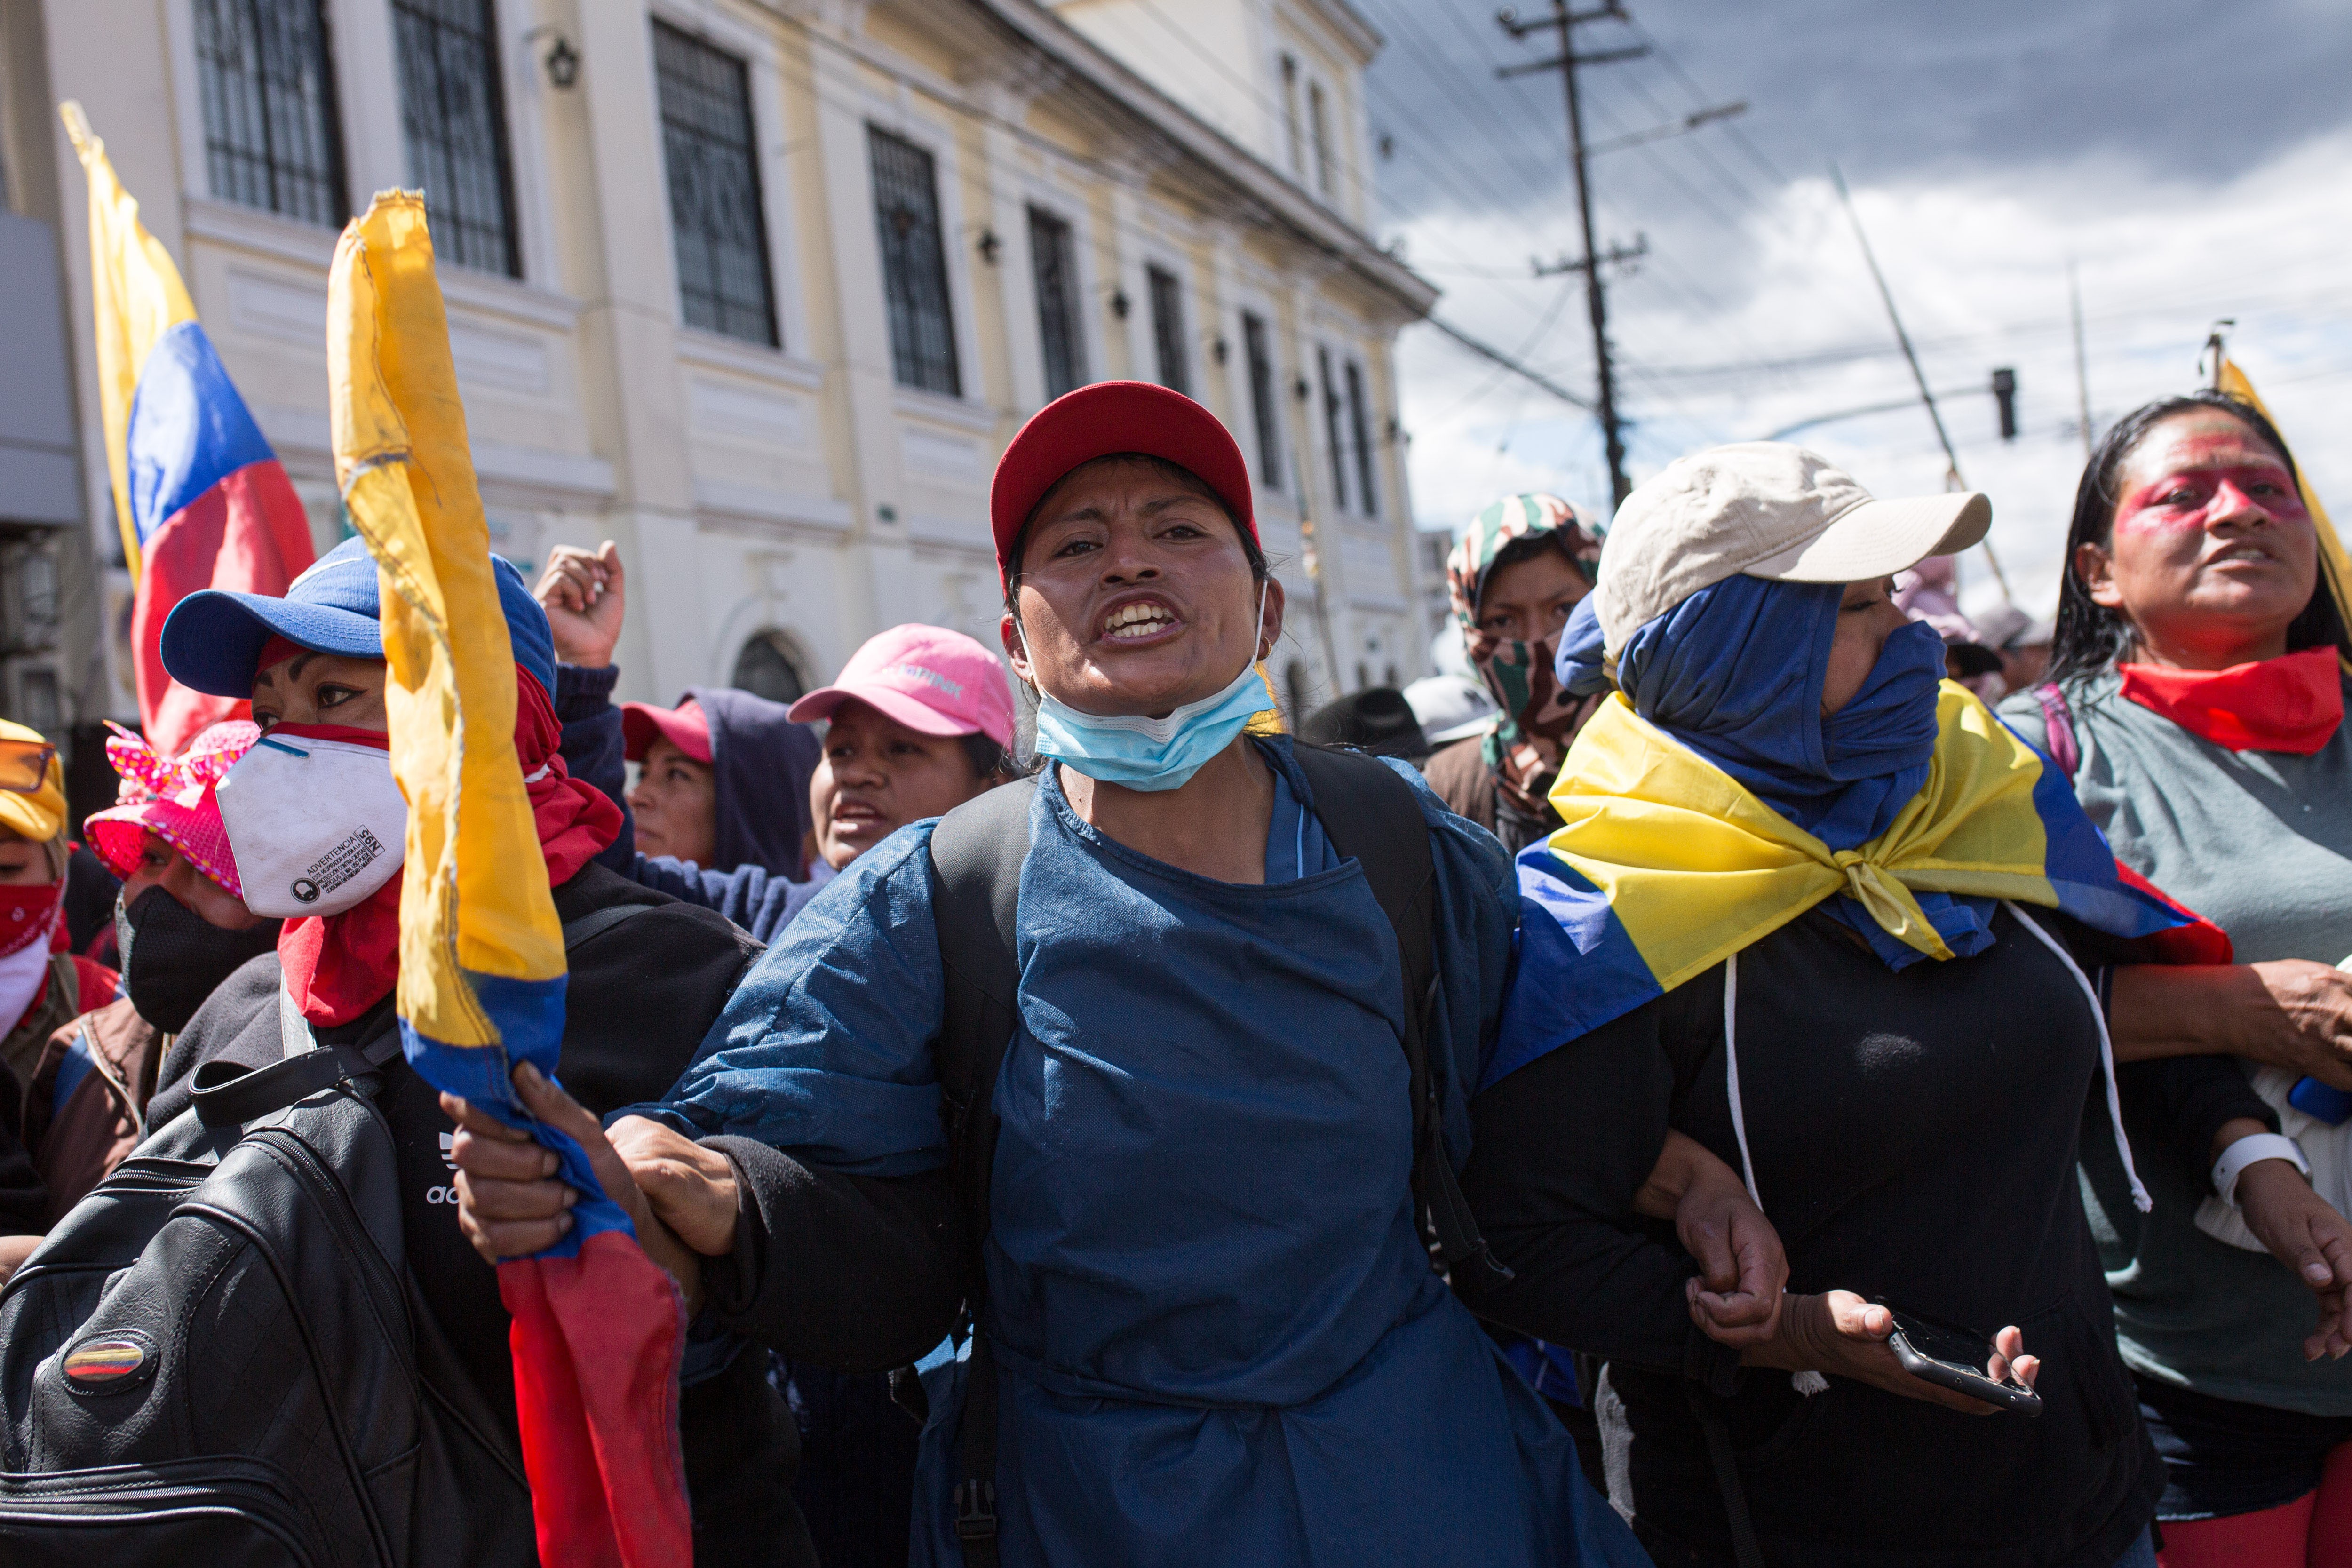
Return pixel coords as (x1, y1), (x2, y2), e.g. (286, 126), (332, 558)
(115, 886), (281, 1034)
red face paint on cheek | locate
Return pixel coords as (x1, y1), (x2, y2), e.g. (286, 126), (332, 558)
(2111, 484), (2211, 536)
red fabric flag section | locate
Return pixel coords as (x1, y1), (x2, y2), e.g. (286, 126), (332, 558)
(499, 1231), (693, 1567)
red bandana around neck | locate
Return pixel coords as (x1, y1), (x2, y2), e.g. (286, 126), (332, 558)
(278, 667), (623, 1027)
(2117, 645), (2345, 756)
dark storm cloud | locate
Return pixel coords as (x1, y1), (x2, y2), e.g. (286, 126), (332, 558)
(1361, 0), (2352, 224)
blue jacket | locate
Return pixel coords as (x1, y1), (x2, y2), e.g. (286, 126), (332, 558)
(623, 741), (1646, 1568)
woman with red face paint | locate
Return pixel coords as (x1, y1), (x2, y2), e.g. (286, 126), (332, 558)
(2000, 392), (2352, 1568)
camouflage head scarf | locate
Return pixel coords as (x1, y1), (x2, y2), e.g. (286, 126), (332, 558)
(1446, 493), (1604, 817)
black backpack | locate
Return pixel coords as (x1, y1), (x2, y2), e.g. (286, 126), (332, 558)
(917, 745), (1508, 1565)
(0, 904), (648, 1566)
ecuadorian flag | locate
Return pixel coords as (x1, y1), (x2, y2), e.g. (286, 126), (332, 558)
(1490, 684), (2228, 1090)
(62, 103), (315, 756)
(326, 192), (690, 1567)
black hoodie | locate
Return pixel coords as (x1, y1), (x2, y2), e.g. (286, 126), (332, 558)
(558, 665), (824, 942)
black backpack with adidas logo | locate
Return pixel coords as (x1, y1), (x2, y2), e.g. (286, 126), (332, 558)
(0, 904), (650, 1565)
(0, 1016), (532, 1565)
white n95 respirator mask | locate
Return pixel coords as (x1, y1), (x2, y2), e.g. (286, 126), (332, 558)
(215, 726), (407, 918)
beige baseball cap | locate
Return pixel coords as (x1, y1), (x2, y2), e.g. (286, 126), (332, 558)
(1593, 443), (1992, 653)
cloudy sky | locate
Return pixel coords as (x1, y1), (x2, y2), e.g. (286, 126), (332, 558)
(1360, 0), (2352, 621)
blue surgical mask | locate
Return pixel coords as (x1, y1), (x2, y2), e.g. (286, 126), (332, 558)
(1026, 583), (1271, 792)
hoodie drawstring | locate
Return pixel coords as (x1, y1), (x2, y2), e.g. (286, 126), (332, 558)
(2004, 901), (2152, 1214)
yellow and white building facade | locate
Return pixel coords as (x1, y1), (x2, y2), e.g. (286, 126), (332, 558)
(0, 0), (1433, 733)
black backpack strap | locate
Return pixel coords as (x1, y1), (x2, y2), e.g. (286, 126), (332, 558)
(925, 777), (1037, 1567)
(194, 902), (662, 1130)
(1293, 745), (1512, 1291)
(558, 900), (657, 950)
(192, 1042), (381, 1127)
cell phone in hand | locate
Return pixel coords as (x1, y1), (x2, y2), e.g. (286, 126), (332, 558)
(1875, 1302), (2043, 1416)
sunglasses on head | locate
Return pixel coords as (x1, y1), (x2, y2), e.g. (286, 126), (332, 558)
(0, 739), (56, 795)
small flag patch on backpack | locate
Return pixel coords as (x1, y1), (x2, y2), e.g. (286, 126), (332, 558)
(62, 1334), (151, 1388)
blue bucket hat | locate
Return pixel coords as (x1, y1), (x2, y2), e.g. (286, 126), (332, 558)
(161, 535), (556, 699)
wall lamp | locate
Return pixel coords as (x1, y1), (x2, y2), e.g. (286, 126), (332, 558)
(522, 26), (580, 89)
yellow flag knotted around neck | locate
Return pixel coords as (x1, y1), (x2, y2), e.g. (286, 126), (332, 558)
(1544, 684), (2060, 995)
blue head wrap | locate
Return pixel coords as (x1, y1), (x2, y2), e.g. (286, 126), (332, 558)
(1557, 593), (1612, 699)
(1608, 573), (1991, 968)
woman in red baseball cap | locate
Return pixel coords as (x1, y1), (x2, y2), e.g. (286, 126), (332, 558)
(451, 384), (1748, 1567)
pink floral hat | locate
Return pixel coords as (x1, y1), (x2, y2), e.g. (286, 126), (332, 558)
(83, 720), (259, 897)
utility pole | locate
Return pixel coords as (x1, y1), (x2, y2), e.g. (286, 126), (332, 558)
(2069, 261), (2093, 460)
(1829, 163), (2016, 604)
(2202, 318), (2236, 394)
(1497, 1), (1647, 510)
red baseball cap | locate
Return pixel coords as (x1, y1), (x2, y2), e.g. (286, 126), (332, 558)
(620, 697), (714, 764)
(989, 381), (1257, 583)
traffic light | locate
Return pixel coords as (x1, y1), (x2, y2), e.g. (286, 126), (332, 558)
(1991, 367), (2018, 441)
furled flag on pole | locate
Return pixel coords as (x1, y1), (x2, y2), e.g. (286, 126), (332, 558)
(2216, 355), (2352, 676)
(61, 103), (316, 756)
(325, 191), (691, 1568)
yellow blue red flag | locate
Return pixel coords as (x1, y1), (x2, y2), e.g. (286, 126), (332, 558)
(61, 101), (314, 755)
(326, 191), (690, 1567)
(1491, 685), (2225, 1089)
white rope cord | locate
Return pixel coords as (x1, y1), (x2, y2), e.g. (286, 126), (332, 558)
(1722, 950), (1763, 1211)
(1723, 950), (1829, 1395)
(2005, 902), (2153, 1214)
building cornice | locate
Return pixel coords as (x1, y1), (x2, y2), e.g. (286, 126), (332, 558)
(1292, 0), (1383, 64)
(959, 0), (1438, 323)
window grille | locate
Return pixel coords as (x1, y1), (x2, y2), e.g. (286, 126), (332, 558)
(656, 23), (779, 346)
(1346, 360), (1377, 515)
(1319, 347), (1348, 511)
(1028, 207), (1085, 400)
(869, 127), (960, 396)
(1243, 312), (1281, 490)
(394, 0), (518, 276)
(1148, 266), (1188, 396)
(194, 0), (347, 226)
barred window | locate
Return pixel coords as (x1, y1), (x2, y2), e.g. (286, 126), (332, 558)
(655, 23), (778, 347)
(1148, 266), (1188, 396)
(1028, 207), (1085, 400)
(394, 0), (518, 276)
(870, 128), (959, 396)
(1319, 346), (1348, 511)
(1243, 312), (1281, 491)
(1345, 359), (1378, 515)
(194, 0), (347, 226)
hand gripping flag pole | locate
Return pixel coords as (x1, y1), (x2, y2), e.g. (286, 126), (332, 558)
(326, 192), (692, 1568)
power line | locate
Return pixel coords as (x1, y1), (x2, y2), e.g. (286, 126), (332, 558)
(1423, 312), (1597, 412)
(1622, 17), (1789, 186)
(1354, 0), (1577, 200)
(1419, 280), (1584, 426)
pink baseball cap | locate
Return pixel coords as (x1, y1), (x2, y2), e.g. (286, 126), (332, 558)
(84, 720), (260, 897)
(620, 698), (714, 764)
(789, 625), (1015, 750)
